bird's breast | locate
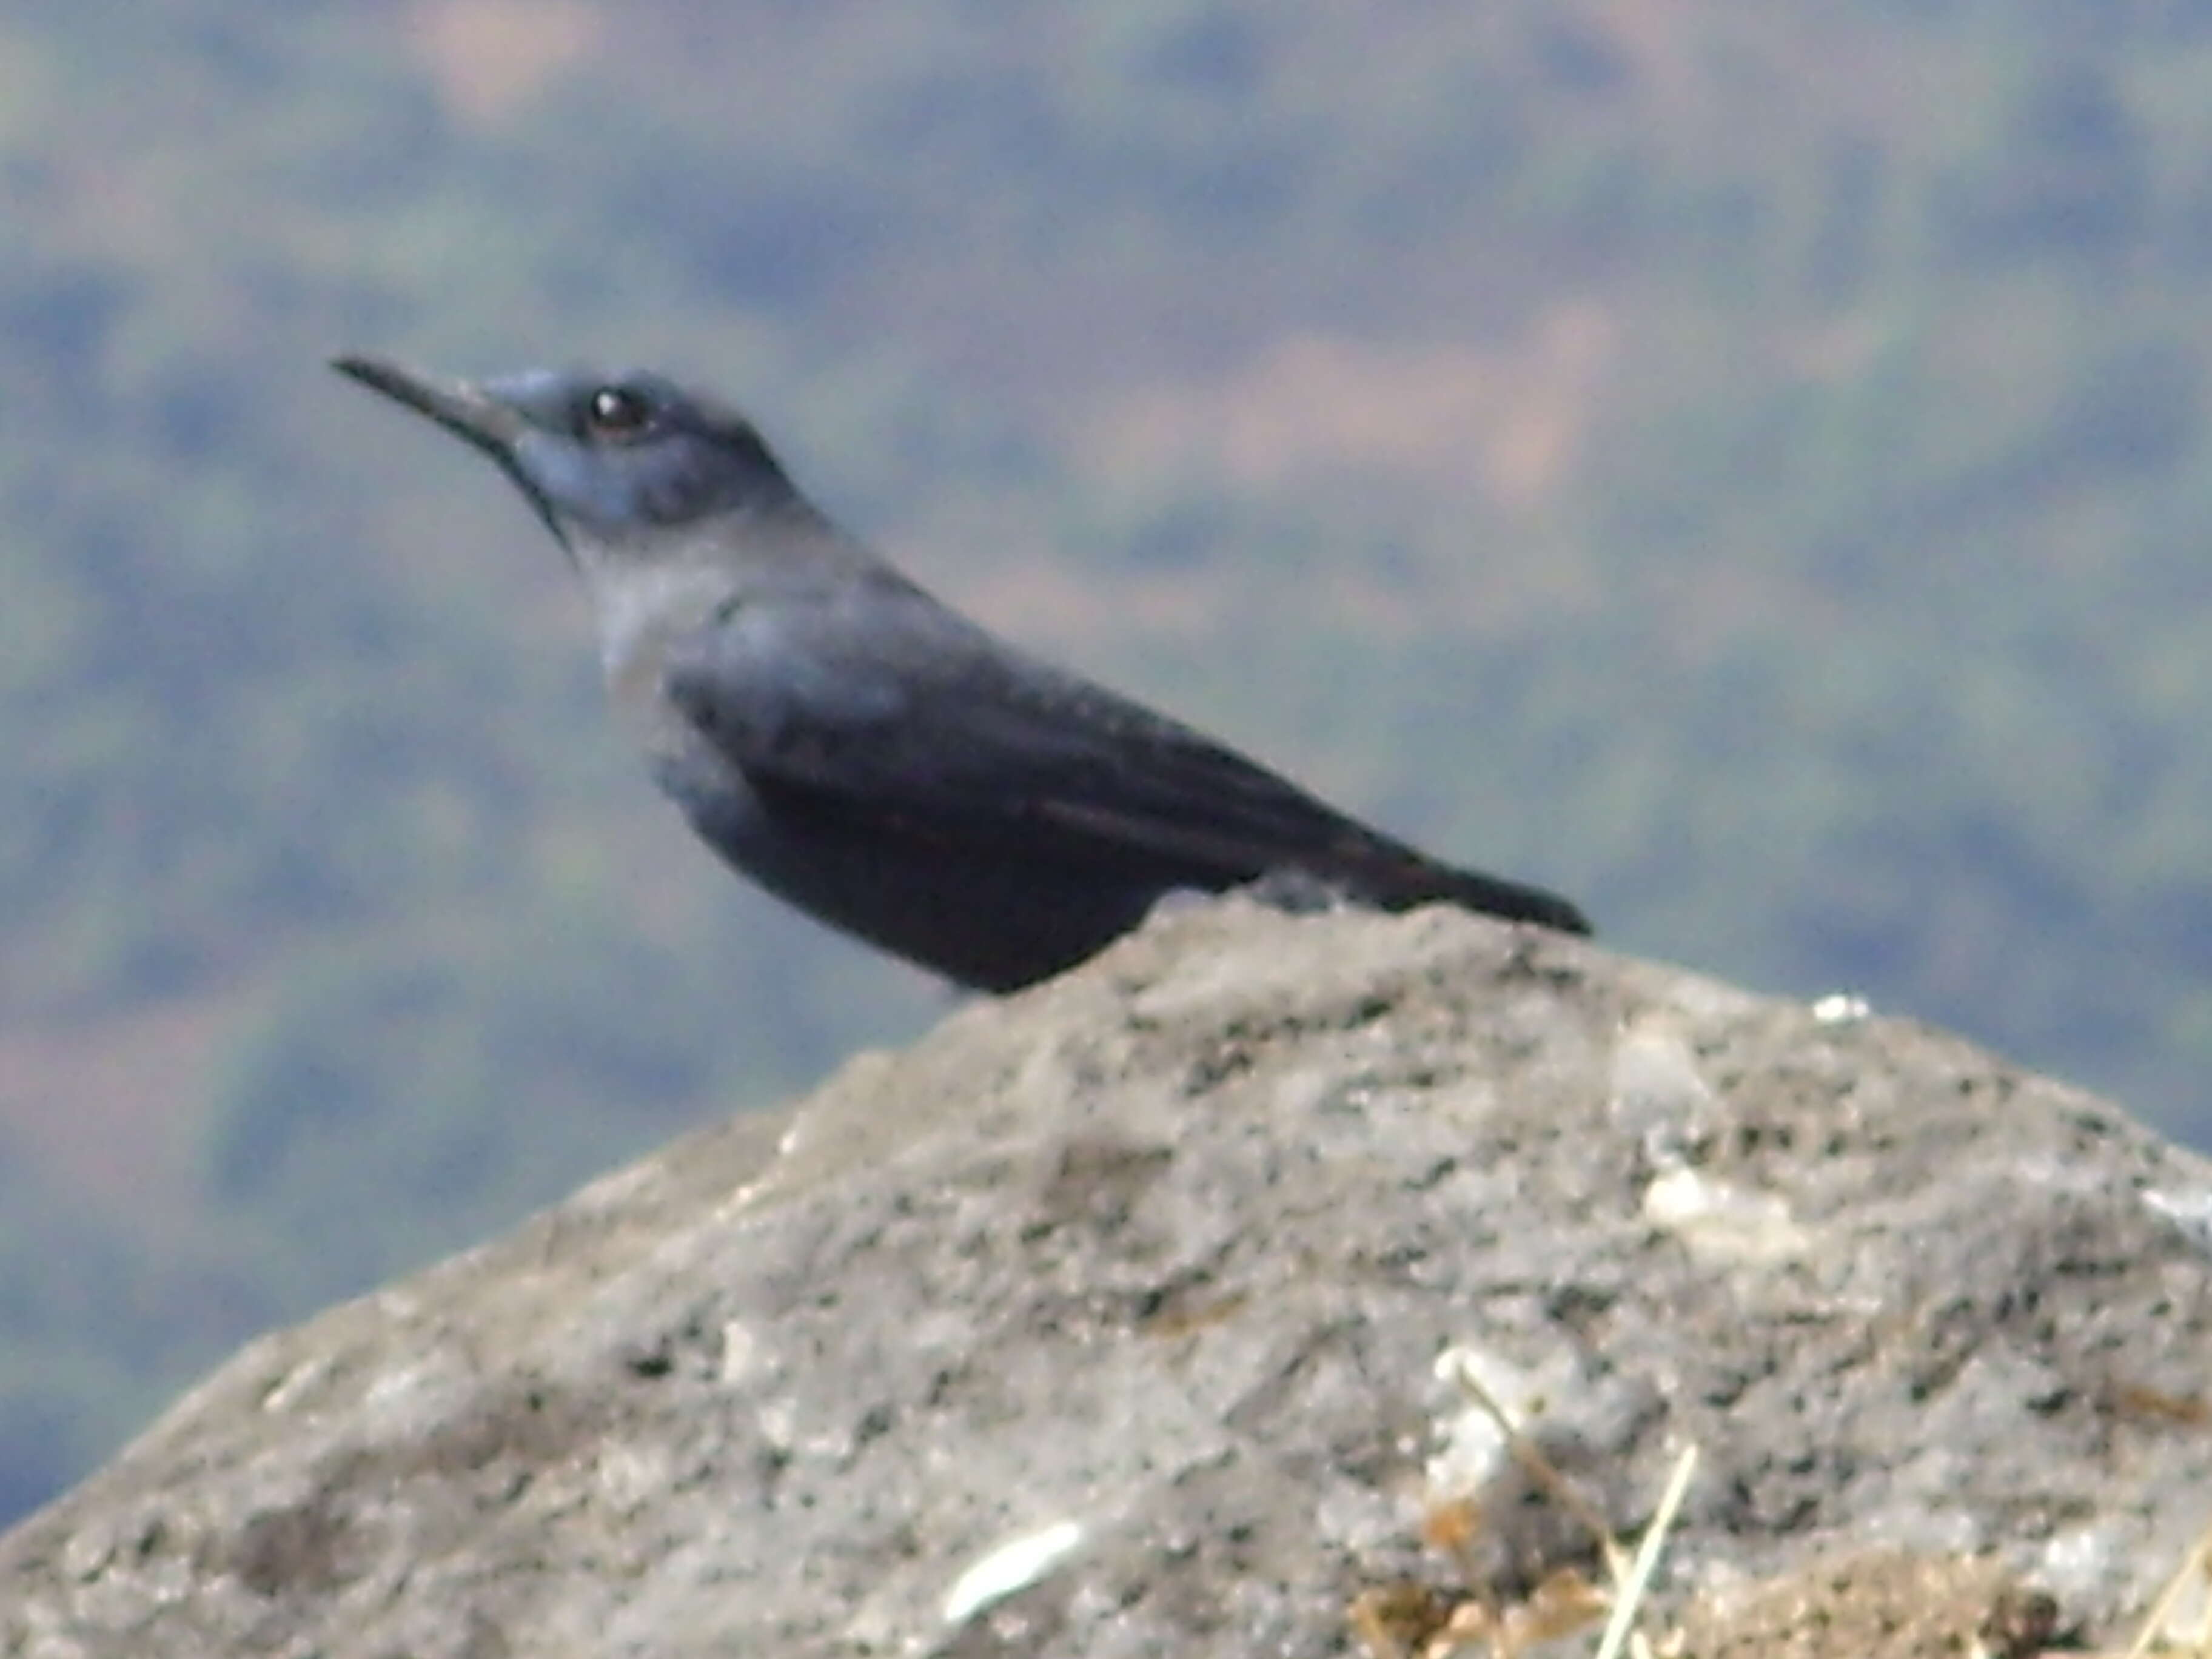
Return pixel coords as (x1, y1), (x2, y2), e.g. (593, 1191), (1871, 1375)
(586, 560), (737, 687)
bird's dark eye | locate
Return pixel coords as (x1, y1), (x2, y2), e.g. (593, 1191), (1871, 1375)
(583, 385), (654, 440)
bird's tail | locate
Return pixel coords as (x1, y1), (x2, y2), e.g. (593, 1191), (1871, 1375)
(1427, 864), (1591, 935)
(1349, 845), (1592, 936)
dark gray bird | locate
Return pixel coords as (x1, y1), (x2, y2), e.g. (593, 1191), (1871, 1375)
(333, 355), (1591, 990)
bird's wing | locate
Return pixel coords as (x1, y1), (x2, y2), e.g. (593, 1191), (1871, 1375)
(659, 586), (1413, 884)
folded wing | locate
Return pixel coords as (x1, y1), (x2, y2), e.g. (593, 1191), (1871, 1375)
(660, 584), (1589, 933)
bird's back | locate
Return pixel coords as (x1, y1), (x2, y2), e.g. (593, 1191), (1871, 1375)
(643, 554), (1590, 980)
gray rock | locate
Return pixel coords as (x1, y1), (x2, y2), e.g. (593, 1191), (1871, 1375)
(5, 898), (2209, 1656)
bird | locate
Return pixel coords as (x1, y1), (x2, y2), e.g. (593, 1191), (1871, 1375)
(332, 355), (1591, 991)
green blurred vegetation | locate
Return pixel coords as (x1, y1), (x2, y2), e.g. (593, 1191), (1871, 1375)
(4, 0), (2212, 1521)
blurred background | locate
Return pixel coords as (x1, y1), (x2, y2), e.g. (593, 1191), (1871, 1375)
(4, 0), (2210, 1524)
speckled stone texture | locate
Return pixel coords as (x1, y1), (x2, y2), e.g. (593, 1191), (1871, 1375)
(5, 897), (2208, 1657)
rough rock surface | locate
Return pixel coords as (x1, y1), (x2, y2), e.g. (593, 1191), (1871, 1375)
(5, 899), (2211, 1657)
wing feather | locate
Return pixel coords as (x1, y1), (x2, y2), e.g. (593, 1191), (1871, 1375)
(660, 592), (1408, 883)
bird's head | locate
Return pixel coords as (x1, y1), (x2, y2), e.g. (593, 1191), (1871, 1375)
(332, 356), (809, 558)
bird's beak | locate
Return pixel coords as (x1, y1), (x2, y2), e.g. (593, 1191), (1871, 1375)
(331, 355), (529, 456)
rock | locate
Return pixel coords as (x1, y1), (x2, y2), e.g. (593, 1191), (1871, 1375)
(4, 897), (2210, 1657)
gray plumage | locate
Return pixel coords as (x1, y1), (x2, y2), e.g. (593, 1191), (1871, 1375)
(333, 356), (1591, 990)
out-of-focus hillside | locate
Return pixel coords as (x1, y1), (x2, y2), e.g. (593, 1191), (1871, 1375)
(4, 0), (2211, 1522)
